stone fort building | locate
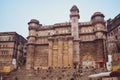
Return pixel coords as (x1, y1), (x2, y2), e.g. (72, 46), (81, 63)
(26, 5), (107, 70)
(107, 14), (120, 67)
(0, 32), (27, 71)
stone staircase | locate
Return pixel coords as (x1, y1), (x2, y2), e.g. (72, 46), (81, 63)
(6, 67), (106, 80)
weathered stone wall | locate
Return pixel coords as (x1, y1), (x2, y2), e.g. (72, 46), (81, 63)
(95, 40), (104, 60)
(80, 42), (96, 56)
(34, 45), (48, 69)
(80, 40), (104, 68)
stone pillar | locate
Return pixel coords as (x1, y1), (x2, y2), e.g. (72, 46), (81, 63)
(52, 39), (58, 68)
(63, 51), (68, 67)
(73, 40), (80, 64)
(68, 37), (73, 67)
(48, 40), (53, 67)
(58, 37), (63, 67)
(63, 39), (69, 67)
(53, 50), (58, 68)
(26, 44), (35, 69)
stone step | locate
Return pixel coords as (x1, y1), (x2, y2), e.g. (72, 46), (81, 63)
(7, 68), (106, 80)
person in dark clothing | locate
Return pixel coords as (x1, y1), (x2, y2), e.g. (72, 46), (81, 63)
(70, 78), (74, 80)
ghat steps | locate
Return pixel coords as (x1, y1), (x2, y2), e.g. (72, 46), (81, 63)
(7, 68), (105, 80)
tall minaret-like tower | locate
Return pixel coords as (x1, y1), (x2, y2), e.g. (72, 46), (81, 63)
(70, 5), (80, 39)
(26, 19), (39, 69)
(70, 5), (80, 66)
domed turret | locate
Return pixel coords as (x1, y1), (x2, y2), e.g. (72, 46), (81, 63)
(91, 12), (106, 39)
(27, 19), (39, 70)
(28, 19), (39, 30)
(91, 12), (105, 25)
(70, 5), (79, 12)
(28, 19), (39, 43)
(91, 12), (104, 19)
(70, 5), (80, 19)
(28, 19), (39, 25)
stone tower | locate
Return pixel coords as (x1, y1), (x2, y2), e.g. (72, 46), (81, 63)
(91, 12), (107, 67)
(91, 12), (106, 39)
(70, 5), (80, 65)
(26, 19), (39, 69)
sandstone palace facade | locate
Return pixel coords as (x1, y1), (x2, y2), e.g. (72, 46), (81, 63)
(26, 5), (107, 70)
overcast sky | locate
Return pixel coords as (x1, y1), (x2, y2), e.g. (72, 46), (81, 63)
(0, 0), (120, 38)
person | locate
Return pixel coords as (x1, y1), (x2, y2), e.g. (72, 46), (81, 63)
(70, 77), (74, 80)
